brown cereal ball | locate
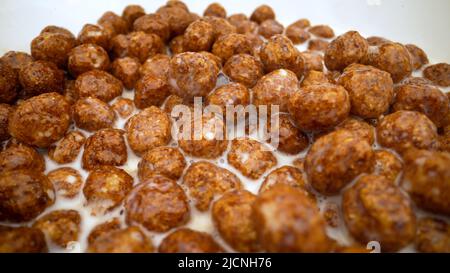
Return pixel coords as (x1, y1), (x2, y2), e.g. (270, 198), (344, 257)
(324, 31), (369, 71)
(267, 113), (309, 155)
(163, 94), (185, 114)
(156, 6), (194, 36)
(1, 51), (34, 74)
(159, 228), (223, 253)
(47, 167), (83, 198)
(223, 54), (264, 88)
(128, 31), (165, 63)
(305, 129), (375, 195)
(207, 82), (250, 111)
(211, 33), (253, 64)
(301, 70), (329, 87)
(204, 3), (226, 18)
(259, 166), (311, 197)
(199, 51), (222, 71)
(122, 5), (146, 28)
(401, 149), (450, 216)
(343, 175), (416, 252)
(0, 169), (54, 222)
(33, 210), (81, 248)
(260, 35), (304, 77)
(178, 113), (228, 159)
(138, 146), (186, 181)
(0, 103), (12, 141)
(169, 35), (186, 55)
(88, 226), (153, 253)
(87, 218), (121, 245)
(110, 57), (141, 90)
(0, 143), (45, 173)
(401, 76), (434, 86)
(165, 0), (189, 11)
(18, 60), (64, 97)
(250, 5), (275, 24)
(253, 69), (299, 113)
(367, 36), (391, 46)
(183, 161), (242, 211)
(0, 226), (47, 253)
(75, 70), (123, 102)
(169, 52), (219, 101)
(363, 42), (412, 83)
(336, 117), (375, 145)
(126, 107), (171, 155)
(125, 177), (190, 232)
(68, 44), (110, 77)
(72, 97), (116, 132)
(415, 217), (450, 253)
(133, 14), (170, 42)
(83, 166), (133, 214)
(405, 44), (429, 70)
(112, 98), (134, 118)
(77, 24), (110, 50)
(203, 16), (237, 39)
(212, 190), (259, 252)
(227, 14), (258, 34)
(286, 25), (311, 45)
(227, 138), (277, 179)
(259, 19), (284, 39)
(308, 39), (329, 52)
(82, 128), (127, 170)
(423, 63), (450, 87)
(62, 79), (78, 105)
(392, 82), (449, 127)
(110, 34), (130, 59)
(253, 184), (331, 252)
(288, 83), (350, 132)
(98, 11), (128, 35)
(140, 54), (170, 79)
(31, 31), (76, 69)
(289, 18), (311, 29)
(308, 25), (335, 39)
(134, 75), (170, 109)
(372, 150), (403, 183)
(48, 131), (86, 164)
(376, 111), (439, 153)
(337, 64), (394, 118)
(183, 20), (215, 52)
(8, 92), (70, 148)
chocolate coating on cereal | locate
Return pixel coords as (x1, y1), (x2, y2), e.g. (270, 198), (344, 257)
(324, 31), (369, 71)
(227, 14), (258, 34)
(19, 60), (64, 97)
(125, 177), (190, 232)
(72, 97), (116, 132)
(75, 70), (123, 102)
(259, 19), (284, 39)
(169, 35), (186, 55)
(1, 51), (34, 74)
(111, 57), (141, 90)
(0, 226), (47, 253)
(98, 11), (128, 35)
(286, 24), (311, 44)
(110, 34), (130, 59)
(8, 92), (70, 148)
(122, 5), (146, 28)
(77, 24), (110, 50)
(68, 44), (110, 77)
(48, 131), (86, 164)
(126, 107), (171, 155)
(260, 35), (304, 77)
(259, 166), (311, 197)
(301, 70), (329, 87)
(82, 128), (127, 170)
(0, 169), (54, 222)
(47, 167), (83, 198)
(423, 63), (450, 87)
(223, 54), (263, 88)
(87, 218), (121, 245)
(133, 14), (170, 42)
(376, 111), (439, 153)
(267, 113), (309, 155)
(183, 161), (242, 211)
(112, 98), (134, 119)
(227, 138), (277, 179)
(138, 146), (186, 181)
(88, 226), (153, 253)
(250, 5), (275, 24)
(415, 217), (450, 253)
(343, 175), (416, 252)
(207, 82), (250, 111)
(308, 39), (329, 52)
(372, 150), (403, 183)
(336, 117), (375, 145)
(204, 3), (226, 18)
(33, 210), (81, 248)
(140, 54), (170, 79)
(211, 33), (253, 64)
(134, 73), (171, 109)
(305, 129), (375, 195)
(309, 25), (334, 38)
(0, 103), (12, 141)
(203, 16), (237, 39)
(31, 29), (76, 68)
(183, 20), (215, 52)
(156, 6), (195, 36)
(128, 31), (165, 63)
(405, 44), (429, 70)
(159, 228), (223, 253)
(0, 143), (45, 173)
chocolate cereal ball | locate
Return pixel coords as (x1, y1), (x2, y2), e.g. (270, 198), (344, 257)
(0, 226), (47, 253)
(47, 167), (83, 198)
(112, 98), (134, 119)
(82, 128), (127, 170)
(138, 146), (186, 181)
(125, 176), (190, 232)
(336, 117), (375, 145)
(126, 107), (171, 155)
(77, 24), (111, 50)
(372, 150), (403, 183)
(1, 51), (34, 74)
(0, 61), (19, 103)
(169, 52), (219, 101)
(401, 149), (450, 216)
(250, 5), (275, 24)
(259, 166), (311, 198)
(203, 16), (237, 39)
(405, 44), (429, 70)
(376, 111), (439, 153)
(253, 184), (331, 252)
(133, 14), (170, 42)
(0, 103), (12, 141)
(122, 5), (146, 28)
(98, 11), (128, 35)
(415, 217), (450, 253)
(253, 69), (299, 113)
(309, 25), (335, 39)
(227, 138), (277, 179)
(301, 70), (329, 87)
(68, 44), (110, 77)
(343, 175), (416, 252)
(75, 70), (123, 102)
(156, 6), (195, 37)
(285, 24), (311, 44)
(33, 210), (81, 248)
(337, 64), (394, 118)
(140, 54), (171, 79)
(88, 226), (153, 253)
(83, 166), (133, 214)
(128, 31), (165, 63)
(223, 54), (263, 88)
(301, 51), (324, 72)
(212, 190), (260, 252)
(169, 35), (186, 55)
(134, 74), (171, 109)
(31, 30), (76, 68)
(48, 131), (86, 164)
(19, 60), (64, 97)
(207, 82), (250, 111)
(0, 143), (45, 173)
(159, 228), (223, 253)
(87, 218), (121, 245)
(72, 97), (116, 132)
(183, 161), (242, 211)
(183, 20), (215, 52)
(267, 113), (309, 155)
(0, 169), (55, 222)
(305, 129), (375, 195)
(260, 35), (304, 77)
(227, 14), (258, 35)
(204, 3), (226, 18)
(324, 31), (368, 71)
(110, 57), (141, 90)
(392, 81), (449, 127)
(110, 34), (131, 59)
(423, 63), (450, 87)
(308, 39), (329, 52)
(258, 19), (284, 39)
(288, 83), (350, 132)
(211, 33), (253, 64)
(8, 92), (70, 148)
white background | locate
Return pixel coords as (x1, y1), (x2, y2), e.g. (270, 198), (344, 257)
(0, 0), (449, 63)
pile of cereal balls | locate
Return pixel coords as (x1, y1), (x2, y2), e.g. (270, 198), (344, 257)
(1, 1), (449, 253)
